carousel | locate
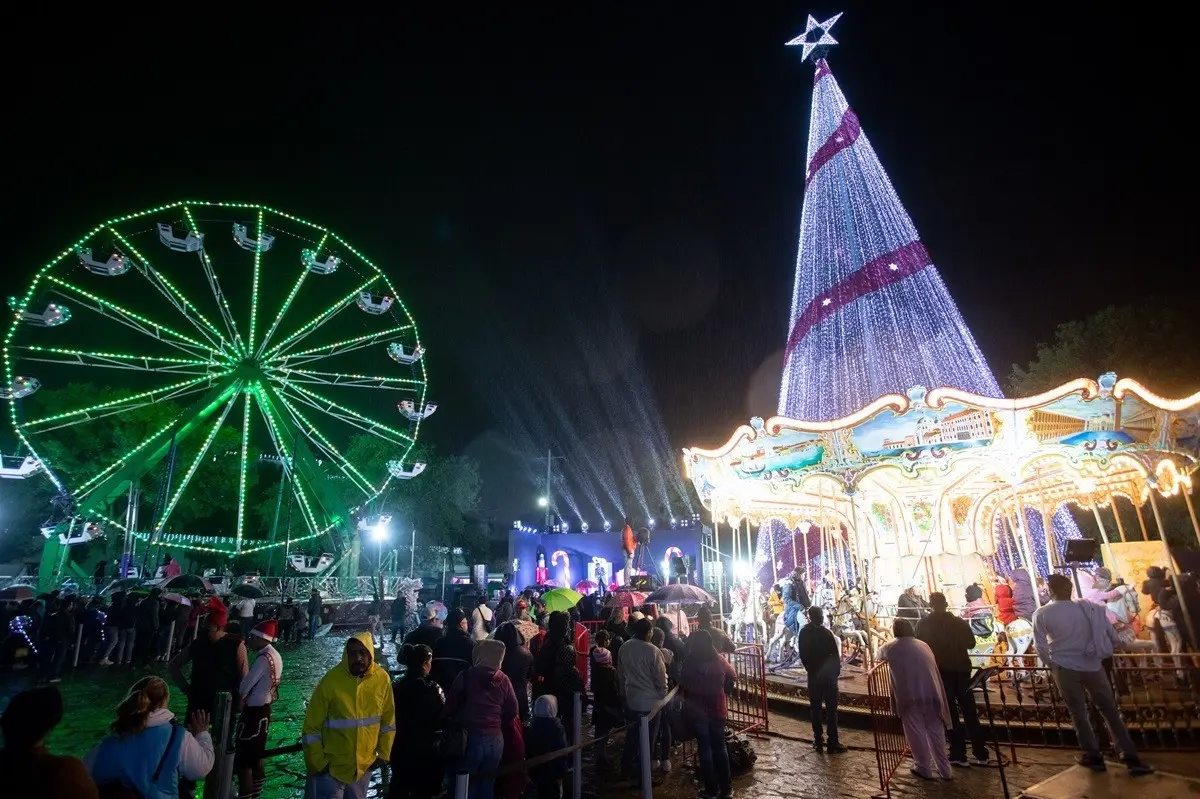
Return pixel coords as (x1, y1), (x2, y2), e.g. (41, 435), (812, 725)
(683, 373), (1200, 709)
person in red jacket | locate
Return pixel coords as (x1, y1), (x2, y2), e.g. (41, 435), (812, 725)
(995, 583), (1017, 626)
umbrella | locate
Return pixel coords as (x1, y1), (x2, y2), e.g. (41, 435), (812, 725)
(0, 585), (34, 601)
(163, 593), (192, 606)
(509, 618), (540, 644)
(604, 590), (648, 609)
(573, 580), (597, 593)
(232, 583), (265, 599)
(646, 584), (714, 605)
(541, 588), (583, 613)
(426, 600), (448, 621)
(160, 574), (214, 593)
(103, 578), (144, 595)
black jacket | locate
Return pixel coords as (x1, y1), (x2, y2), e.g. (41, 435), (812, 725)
(915, 610), (976, 673)
(405, 621), (444, 650)
(788, 578), (812, 608)
(525, 717), (569, 781)
(431, 628), (475, 693)
(391, 674), (445, 758)
(501, 644), (534, 707)
(796, 623), (839, 677)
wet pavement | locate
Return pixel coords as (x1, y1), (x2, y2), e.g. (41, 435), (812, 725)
(3, 637), (1198, 798)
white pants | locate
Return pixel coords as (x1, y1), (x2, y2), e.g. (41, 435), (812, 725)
(305, 771), (371, 799)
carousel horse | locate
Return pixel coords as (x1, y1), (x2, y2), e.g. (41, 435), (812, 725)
(1000, 618), (1037, 684)
(966, 611), (1002, 669)
(1147, 605), (1186, 678)
(830, 589), (869, 666)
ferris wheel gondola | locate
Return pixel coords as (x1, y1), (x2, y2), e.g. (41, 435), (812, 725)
(5, 201), (434, 560)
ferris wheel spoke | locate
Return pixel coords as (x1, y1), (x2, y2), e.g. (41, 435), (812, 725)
(14, 345), (220, 375)
(264, 277), (378, 361)
(75, 417), (187, 498)
(255, 232), (326, 358)
(247, 209), (265, 353)
(151, 391), (240, 533)
(19, 375), (218, 433)
(273, 391), (378, 496)
(269, 367), (421, 390)
(234, 391), (253, 555)
(271, 324), (413, 366)
(45, 278), (216, 360)
(277, 382), (412, 446)
(108, 228), (229, 353)
(182, 206), (247, 356)
(253, 395), (334, 542)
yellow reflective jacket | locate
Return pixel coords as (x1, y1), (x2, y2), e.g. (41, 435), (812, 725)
(302, 631), (396, 784)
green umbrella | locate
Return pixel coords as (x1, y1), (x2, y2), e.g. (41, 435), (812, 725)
(541, 588), (583, 613)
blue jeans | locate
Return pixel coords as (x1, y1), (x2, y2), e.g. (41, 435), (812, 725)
(621, 709), (660, 777)
(808, 661), (841, 746)
(694, 715), (732, 798)
(117, 628), (136, 664)
(309, 614), (321, 639)
(304, 771), (370, 799)
(461, 731), (503, 799)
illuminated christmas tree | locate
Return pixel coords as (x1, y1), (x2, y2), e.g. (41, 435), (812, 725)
(778, 14), (1001, 421)
(756, 15), (1075, 581)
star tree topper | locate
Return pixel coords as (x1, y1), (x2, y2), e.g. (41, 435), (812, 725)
(786, 12), (843, 62)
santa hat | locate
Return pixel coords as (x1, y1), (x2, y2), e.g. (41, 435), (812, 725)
(205, 596), (228, 627)
(251, 620), (278, 642)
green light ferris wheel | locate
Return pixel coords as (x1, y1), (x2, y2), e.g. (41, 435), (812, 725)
(3, 201), (434, 559)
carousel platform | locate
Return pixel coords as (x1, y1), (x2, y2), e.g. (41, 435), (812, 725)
(1020, 764), (1200, 799)
(765, 662), (1200, 739)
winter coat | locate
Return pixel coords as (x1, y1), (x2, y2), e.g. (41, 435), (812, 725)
(301, 631), (397, 785)
(1010, 569), (1037, 621)
(390, 673), (444, 760)
(995, 584), (1016, 625)
(84, 708), (214, 799)
(404, 621), (444, 651)
(525, 717), (568, 781)
(431, 629), (475, 693)
(441, 665), (519, 737)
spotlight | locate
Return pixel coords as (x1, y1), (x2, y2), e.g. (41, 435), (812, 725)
(537, 496), (549, 508)
(581, 522), (589, 533)
(561, 521), (570, 533)
(648, 519), (656, 529)
(513, 520), (521, 529)
(603, 520), (611, 531)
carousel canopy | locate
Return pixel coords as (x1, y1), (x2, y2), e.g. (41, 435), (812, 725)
(684, 374), (1199, 560)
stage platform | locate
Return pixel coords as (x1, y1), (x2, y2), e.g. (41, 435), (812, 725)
(1022, 764), (1200, 799)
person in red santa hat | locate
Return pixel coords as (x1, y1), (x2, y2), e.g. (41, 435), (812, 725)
(235, 619), (283, 799)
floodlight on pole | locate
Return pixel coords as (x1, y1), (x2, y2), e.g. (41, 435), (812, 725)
(537, 496), (549, 508)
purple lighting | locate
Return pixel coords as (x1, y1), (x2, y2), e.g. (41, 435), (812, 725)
(778, 57), (1002, 421)
(755, 32), (1078, 584)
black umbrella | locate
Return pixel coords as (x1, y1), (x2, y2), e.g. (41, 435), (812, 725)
(159, 574), (214, 593)
(102, 578), (144, 595)
(232, 583), (265, 599)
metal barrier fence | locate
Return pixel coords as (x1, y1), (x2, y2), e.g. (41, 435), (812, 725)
(865, 661), (908, 799)
(980, 653), (1200, 759)
(726, 644), (770, 734)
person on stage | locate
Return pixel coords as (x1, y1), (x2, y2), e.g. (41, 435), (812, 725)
(236, 620), (283, 799)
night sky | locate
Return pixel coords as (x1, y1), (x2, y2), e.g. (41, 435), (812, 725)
(6, 6), (1196, 524)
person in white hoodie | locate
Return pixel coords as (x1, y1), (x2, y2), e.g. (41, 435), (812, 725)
(84, 676), (215, 799)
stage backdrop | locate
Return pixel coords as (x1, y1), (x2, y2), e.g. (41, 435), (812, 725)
(508, 527), (706, 592)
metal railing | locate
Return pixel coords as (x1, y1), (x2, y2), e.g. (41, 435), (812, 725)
(865, 661), (908, 798)
(726, 644), (770, 734)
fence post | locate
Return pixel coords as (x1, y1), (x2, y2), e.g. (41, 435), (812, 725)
(453, 771), (469, 799)
(203, 692), (235, 799)
(639, 714), (652, 799)
(572, 692), (582, 799)
(72, 620), (84, 668)
(165, 620), (176, 658)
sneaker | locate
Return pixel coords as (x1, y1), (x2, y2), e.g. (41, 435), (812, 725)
(651, 760), (661, 772)
(826, 743), (848, 754)
(1076, 754), (1107, 772)
(909, 767), (933, 780)
(949, 758), (971, 768)
(48, 677), (62, 684)
(98, 658), (113, 667)
(660, 760), (672, 774)
(970, 757), (990, 767)
(719, 792), (733, 799)
(1119, 754), (1154, 776)
(811, 741), (824, 753)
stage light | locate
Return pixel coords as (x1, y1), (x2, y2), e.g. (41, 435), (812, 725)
(537, 496), (549, 508)
(581, 522), (590, 533)
(603, 520), (611, 531)
(370, 521), (389, 543)
(648, 519), (656, 529)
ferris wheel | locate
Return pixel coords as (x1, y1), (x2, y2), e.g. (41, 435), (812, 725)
(3, 201), (434, 559)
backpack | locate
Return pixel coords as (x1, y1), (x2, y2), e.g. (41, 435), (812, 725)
(97, 724), (179, 799)
(724, 729), (757, 774)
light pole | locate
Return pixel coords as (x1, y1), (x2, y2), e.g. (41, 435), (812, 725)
(409, 527), (416, 578)
(370, 521), (389, 574)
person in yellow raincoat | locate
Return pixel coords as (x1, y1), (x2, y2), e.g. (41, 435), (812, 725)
(302, 631), (396, 798)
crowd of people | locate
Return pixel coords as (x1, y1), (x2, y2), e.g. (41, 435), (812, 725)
(0, 584), (749, 799)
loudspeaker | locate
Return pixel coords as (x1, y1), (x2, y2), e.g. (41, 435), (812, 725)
(1062, 538), (1100, 564)
(671, 556), (687, 577)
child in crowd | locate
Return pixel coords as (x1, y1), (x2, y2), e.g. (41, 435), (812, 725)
(526, 695), (568, 799)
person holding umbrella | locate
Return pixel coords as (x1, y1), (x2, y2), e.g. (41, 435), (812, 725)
(232, 584), (263, 632)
